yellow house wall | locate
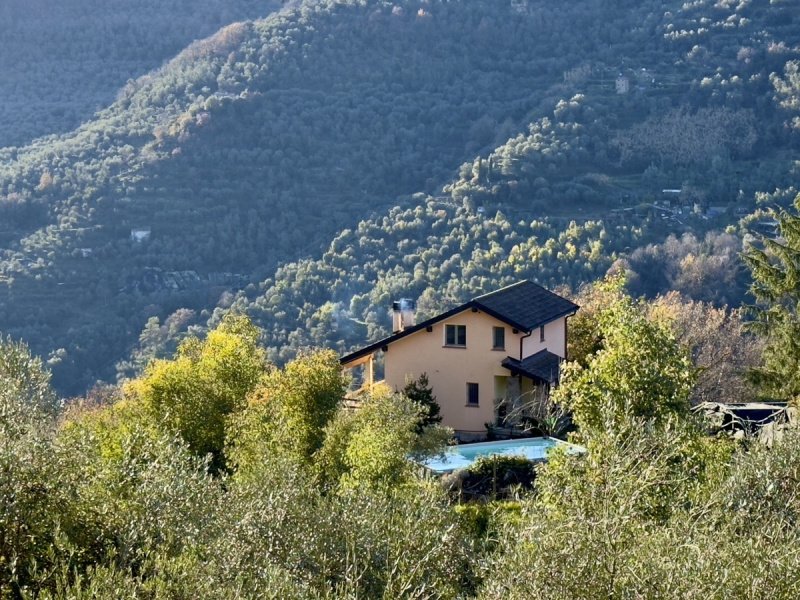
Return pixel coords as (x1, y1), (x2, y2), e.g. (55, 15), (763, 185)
(382, 309), (566, 434)
(521, 317), (568, 359)
(384, 309), (516, 433)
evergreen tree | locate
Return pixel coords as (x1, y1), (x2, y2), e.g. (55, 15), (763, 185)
(743, 194), (800, 402)
(402, 373), (442, 430)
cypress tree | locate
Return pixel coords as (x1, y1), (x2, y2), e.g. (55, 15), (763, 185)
(742, 194), (800, 401)
(402, 373), (442, 430)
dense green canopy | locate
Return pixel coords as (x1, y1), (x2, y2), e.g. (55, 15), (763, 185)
(0, 0), (798, 394)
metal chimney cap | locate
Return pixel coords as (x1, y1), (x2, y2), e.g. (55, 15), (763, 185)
(392, 298), (416, 311)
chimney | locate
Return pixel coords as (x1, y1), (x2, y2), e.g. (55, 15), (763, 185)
(392, 298), (416, 333)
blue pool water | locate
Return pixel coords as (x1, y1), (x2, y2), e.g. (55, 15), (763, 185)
(419, 437), (584, 473)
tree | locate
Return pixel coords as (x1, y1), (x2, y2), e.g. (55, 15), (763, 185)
(565, 276), (626, 367)
(742, 193), (800, 402)
(315, 386), (451, 491)
(772, 60), (800, 130)
(402, 372), (442, 430)
(0, 336), (60, 441)
(0, 337), (63, 595)
(227, 349), (347, 476)
(553, 289), (695, 439)
(477, 418), (738, 600)
(647, 292), (762, 404)
(126, 314), (267, 471)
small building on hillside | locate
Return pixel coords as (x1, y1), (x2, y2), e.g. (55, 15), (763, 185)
(615, 75), (630, 94)
(341, 281), (579, 439)
(130, 227), (152, 243)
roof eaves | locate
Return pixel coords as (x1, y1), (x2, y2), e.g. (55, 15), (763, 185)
(339, 302), (471, 365)
(525, 305), (580, 331)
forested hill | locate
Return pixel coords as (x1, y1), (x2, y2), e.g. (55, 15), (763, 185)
(0, 0), (280, 148)
(1, 0), (798, 394)
(195, 102), (765, 368)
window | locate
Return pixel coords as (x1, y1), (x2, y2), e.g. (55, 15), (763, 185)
(445, 324), (466, 347)
(467, 382), (479, 406)
(492, 326), (505, 350)
(539, 325), (545, 342)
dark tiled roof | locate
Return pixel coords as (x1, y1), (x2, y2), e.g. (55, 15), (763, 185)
(340, 280), (579, 365)
(502, 350), (563, 384)
(472, 280), (579, 332)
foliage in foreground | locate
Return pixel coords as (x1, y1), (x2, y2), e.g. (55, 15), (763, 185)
(6, 296), (800, 597)
(1, 319), (468, 599)
(479, 421), (800, 600)
(124, 314), (267, 471)
(554, 279), (695, 437)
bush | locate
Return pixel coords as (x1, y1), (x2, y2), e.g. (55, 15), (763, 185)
(442, 456), (538, 502)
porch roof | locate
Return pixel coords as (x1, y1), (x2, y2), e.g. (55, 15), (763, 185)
(502, 350), (562, 385)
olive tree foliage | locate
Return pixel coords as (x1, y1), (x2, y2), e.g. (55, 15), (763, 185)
(223, 365), (466, 597)
(742, 193), (800, 402)
(315, 387), (452, 491)
(478, 421), (800, 599)
(477, 423), (700, 599)
(0, 335), (59, 431)
(226, 348), (348, 478)
(126, 313), (268, 470)
(36, 559), (311, 600)
(67, 433), (222, 582)
(216, 462), (472, 599)
(772, 59), (800, 130)
(221, 360), (463, 596)
(0, 336), (63, 596)
(554, 286), (695, 438)
(612, 106), (758, 167)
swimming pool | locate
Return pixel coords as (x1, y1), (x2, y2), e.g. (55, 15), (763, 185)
(419, 437), (584, 474)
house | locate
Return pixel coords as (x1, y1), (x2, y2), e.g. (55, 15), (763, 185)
(340, 281), (579, 439)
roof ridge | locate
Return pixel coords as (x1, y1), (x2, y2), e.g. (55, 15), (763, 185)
(472, 279), (532, 300)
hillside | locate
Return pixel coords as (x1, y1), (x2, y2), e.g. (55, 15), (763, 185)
(193, 103), (760, 370)
(0, 0), (280, 148)
(1, 0), (799, 393)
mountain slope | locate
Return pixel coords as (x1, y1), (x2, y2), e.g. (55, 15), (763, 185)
(1, 0), (799, 393)
(0, 0), (280, 148)
(195, 100), (759, 368)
